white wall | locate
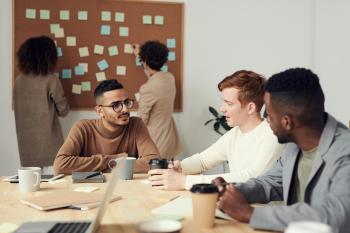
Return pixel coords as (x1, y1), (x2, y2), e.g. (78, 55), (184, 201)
(1, 0), (349, 175)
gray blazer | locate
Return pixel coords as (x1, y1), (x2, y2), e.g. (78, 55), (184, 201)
(235, 114), (350, 233)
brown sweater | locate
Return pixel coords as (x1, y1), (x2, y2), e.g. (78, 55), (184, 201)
(53, 117), (160, 174)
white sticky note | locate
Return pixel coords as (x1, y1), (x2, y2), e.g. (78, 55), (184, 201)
(78, 11), (88, 20)
(40, 9), (50, 20)
(143, 15), (152, 25)
(94, 45), (104, 55)
(79, 47), (89, 57)
(101, 11), (111, 21)
(79, 63), (88, 72)
(116, 66), (126, 76)
(108, 46), (118, 56)
(96, 72), (106, 81)
(119, 27), (129, 37)
(124, 44), (133, 54)
(115, 12), (125, 22)
(60, 10), (70, 20)
(25, 9), (36, 19)
(74, 186), (99, 193)
(72, 84), (82, 94)
(50, 24), (60, 34)
(53, 28), (64, 38)
(154, 15), (164, 25)
(66, 36), (76, 46)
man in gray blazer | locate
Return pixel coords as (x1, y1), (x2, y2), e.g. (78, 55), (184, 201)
(214, 68), (350, 233)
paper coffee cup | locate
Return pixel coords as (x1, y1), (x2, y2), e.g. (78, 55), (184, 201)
(190, 183), (218, 228)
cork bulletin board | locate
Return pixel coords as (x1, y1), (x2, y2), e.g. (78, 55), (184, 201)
(13, 0), (184, 111)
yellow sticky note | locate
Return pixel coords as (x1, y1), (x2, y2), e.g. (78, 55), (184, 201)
(115, 12), (125, 22)
(96, 72), (106, 82)
(50, 24), (60, 34)
(60, 10), (70, 20)
(25, 9), (36, 19)
(72, 84), (82, 94)
(94, 45), (104, 55)
(53, 28), (64, 38)
(119, 27), (129, 37)
(66, 36), (76, 46)
(0, 223), (19, 232)
(143, 15), (152, 25)
(79, 47), (89, 57)
(40, 9), (50, 20)
(116, 66), (126, 76)
(124, 44), (133, 54)
(79, 63), (88, 72)
(101, 11), (111, 21)
(108, 46), (118, 56)
(154, 15), (164, 25)
(78, 11), (88, 20)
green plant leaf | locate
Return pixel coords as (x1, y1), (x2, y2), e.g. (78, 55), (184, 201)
(204, 119), (215, 125)
(209, 106), (219, 117)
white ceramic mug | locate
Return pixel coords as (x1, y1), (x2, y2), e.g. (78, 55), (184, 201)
(18, 167), (41, 192)
(285, 221), (333, 233)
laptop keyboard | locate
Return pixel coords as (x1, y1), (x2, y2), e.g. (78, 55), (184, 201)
(49, 222), (91, 233)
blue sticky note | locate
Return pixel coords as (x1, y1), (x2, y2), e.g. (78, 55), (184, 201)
(97, 59), (109, 71)
(62, 69), (72, 79)
(168, 52), (176, 61)
(75, 65), (84, 76)
(101, 25), (110, 35)
(161, 65), (168, 72)
(167, 39), (176, 48)
(136, 57), (142, 66)
(57, 48), (62, 57)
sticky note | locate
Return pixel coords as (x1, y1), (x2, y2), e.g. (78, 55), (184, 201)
(143, 15), (152, 25)
(119, 27), (129, 37)
(50, 24), (60, 34)
(136, 57), (142, 66)
(57, 47), (62, 57)
(72, 84), (82, 94)
(75, 65), (84, 75)
(0, 223), (19, 233)
(53, 28), (64, 38)
(97, 59), (109, 71)
(79, 47), (89, 57)
(81, 81), (91, 91)
(78, 11), (88, 20)
(108, 46), (118, 56)
(94, 45), (104, 55)
(79, 63), (88, 72)
(96, 72), (106, 82)
(40, 9), (50, 20)
(66, 36), (76, 46)
(26, 9), (36, 19)
(101, 25), (111, 35)
(124, 44), (133, 54)
(74, 186), (99, 192)
(168, 51), (176, 61)
(115, 12), (125, 22)
(62, 69), (72, 79)
(167, 39), (176, 48)
(60, 10), (70, 20)
(154, 15), (164, 25)
(134, 92), (141, 102)
(161, 65), (168, 72)
(101, 11), (111, 21)
(116, 66), (126, 75)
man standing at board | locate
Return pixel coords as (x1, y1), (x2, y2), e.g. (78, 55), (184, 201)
(53, 79), (160, 174)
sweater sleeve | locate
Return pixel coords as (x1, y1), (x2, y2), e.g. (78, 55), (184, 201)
(53, 121), (114, 174)
(49, 75), (69, 117)
(137, 84), (156, 125)
(134, 119), (161, 173)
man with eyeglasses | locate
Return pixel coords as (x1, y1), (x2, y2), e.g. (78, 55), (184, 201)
(53, 79), (161, 174)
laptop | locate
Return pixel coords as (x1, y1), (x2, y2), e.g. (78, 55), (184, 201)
(15, 158), (125, 233)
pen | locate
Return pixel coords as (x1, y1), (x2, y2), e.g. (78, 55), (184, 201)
(48, 174), (64, 182)
(85, 171), (102, 179)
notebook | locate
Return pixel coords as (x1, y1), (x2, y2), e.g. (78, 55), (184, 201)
(151, 196), (233, 220)
(21, 190), (121, 211)
(72, 171), (105, 183)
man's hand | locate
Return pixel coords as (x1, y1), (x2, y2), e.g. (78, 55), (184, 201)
(168, 160), (182, 172)
(148, 169), (186, 190)
(218, 184), (253, 222)
(212, 176), (227, 197)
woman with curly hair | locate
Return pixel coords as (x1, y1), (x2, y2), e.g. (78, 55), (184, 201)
(14, 36), (69, 172)
(133, 40), (181, 159)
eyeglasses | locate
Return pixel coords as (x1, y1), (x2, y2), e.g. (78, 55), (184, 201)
(99, 99), (134, 113)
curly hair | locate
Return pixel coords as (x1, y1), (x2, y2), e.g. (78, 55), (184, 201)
(17, 36), (58, 76)
(265, 68), (325, 125)
(139, 40), (168, 71)
(94, 79), (124, 99)
(218, 70), (266, 112)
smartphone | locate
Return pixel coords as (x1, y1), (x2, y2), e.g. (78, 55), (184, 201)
(3, 174), (64, 183)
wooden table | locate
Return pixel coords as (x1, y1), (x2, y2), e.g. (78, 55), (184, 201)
(0, 174), (271, 233)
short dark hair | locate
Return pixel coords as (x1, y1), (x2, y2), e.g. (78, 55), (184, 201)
(218, 70), (266, 112)
(17, 36), (58, 76)
(94, 79), (124, 99)
(265, 68), (325, 126)
(139, 40), (168, 71)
